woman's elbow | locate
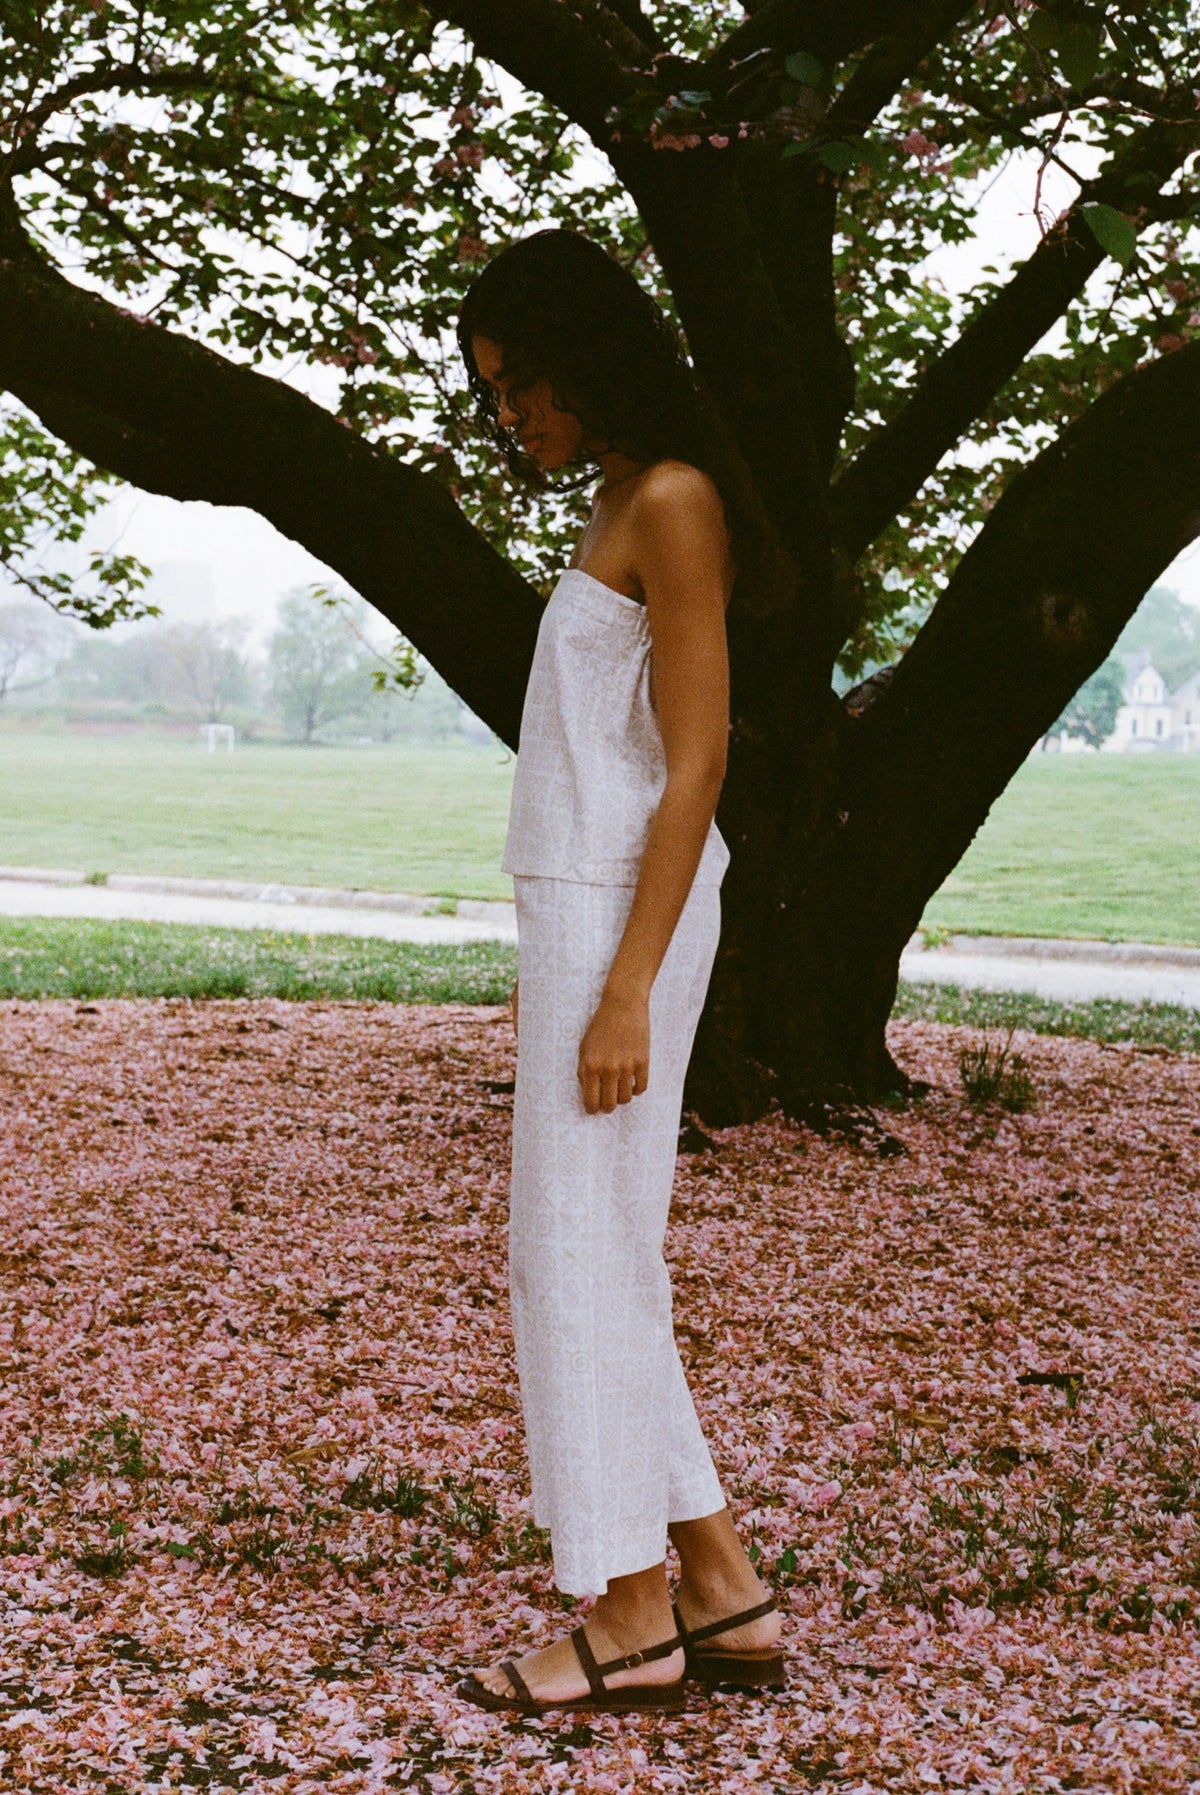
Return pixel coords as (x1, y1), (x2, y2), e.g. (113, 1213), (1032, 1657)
(666, 754), (727, 804)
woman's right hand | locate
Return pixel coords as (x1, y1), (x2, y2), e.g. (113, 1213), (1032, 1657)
(510, 979), (519, 1038)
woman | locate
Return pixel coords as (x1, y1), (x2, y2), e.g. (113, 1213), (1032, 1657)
(454, 229), (783, 1716)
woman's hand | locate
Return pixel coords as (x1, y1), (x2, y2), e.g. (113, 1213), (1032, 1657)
(510, 979), (519, 1038)
(578, 989), (650, 1115)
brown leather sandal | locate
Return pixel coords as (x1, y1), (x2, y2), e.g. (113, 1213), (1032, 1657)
(672, 1596), (785, 1691)
(457, 1624), (687, 1716)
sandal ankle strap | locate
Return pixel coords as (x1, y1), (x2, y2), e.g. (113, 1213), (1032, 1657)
(571, 1625), (682, 1696)
(673, 1595), (777, 1647)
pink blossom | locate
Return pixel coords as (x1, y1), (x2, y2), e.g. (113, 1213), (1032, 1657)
(1, 1001), (1197, 1788)
(901, 129), (941, 161)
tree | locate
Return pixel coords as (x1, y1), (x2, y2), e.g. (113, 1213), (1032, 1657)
(1046, 656), (1125, 749)
(1116, 584), (1200, 693)
(53, 617), (256, 721)
(0, 600), (65, 700)
(1, 3), (1198, 1122)
(167, 620), (255, 724)
(267, 588), (380, 744)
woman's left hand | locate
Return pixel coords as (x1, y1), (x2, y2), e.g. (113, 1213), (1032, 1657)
(578, 990), (650, 1114)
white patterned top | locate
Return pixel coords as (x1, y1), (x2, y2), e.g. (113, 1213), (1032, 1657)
(501, 567), (731, 888)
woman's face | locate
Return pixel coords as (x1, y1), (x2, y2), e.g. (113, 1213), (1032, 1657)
(471, 334), (585, 471)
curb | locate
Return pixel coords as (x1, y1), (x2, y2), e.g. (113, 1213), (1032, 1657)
(903, 932), (1200, 970)
(0, 865), (516, 928)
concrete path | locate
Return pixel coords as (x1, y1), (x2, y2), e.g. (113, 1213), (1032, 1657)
(0, 868), (517, 947)
(1, 866), (1197, 1007)
(898, 935), (1200, 1009)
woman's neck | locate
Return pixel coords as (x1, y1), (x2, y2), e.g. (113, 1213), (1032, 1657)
(595, 448), (650, 494)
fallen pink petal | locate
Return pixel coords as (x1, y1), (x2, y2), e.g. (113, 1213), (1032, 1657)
(0, 998), (1196, 1790)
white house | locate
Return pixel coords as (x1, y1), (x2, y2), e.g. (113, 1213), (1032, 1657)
(1104, 650), (1181, 752)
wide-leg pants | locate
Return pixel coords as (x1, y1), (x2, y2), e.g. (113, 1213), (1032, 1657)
(509, 873), (726, 1596)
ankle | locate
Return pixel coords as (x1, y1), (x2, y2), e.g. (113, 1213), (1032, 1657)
(593, 1587), (675, 1652)
(676, 1558), (765, 1615)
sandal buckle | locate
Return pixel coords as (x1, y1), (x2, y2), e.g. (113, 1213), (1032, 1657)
(624, 1650), (644, 1669)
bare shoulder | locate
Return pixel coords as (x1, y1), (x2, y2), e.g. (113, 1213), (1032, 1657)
(629, 461), (732, 611)
(631, 459), (725, 530)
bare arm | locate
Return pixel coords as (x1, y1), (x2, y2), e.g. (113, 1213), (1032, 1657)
(577, 463), (731, 1115)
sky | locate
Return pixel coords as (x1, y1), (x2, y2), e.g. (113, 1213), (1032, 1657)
(27, 100), (1200, 643)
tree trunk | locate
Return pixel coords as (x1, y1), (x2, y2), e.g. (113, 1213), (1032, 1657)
(686, 338), (1200, 1127)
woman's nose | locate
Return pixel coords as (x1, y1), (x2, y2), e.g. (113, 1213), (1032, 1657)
(498, 399), (522, 431)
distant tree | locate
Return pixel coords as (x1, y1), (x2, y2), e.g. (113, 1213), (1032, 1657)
(1115, 586), (1200, 693)
(1046, 657), (1125, 749)
(267, 588), (379, 744)
(0, 599), (65, 699)
(56, 626), (177, 710)
(167, 620), (255, 723)
(53, 616), (255, 719)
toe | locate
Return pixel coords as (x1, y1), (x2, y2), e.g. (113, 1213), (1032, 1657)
(479, 1664), (515, 1699)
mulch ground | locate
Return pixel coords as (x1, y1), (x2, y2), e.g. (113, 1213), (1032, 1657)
(1, 998), (1198, 1794)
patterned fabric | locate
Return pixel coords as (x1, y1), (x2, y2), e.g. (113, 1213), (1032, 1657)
(501, 569), (731, 887)
(509, 872), (726, 1596)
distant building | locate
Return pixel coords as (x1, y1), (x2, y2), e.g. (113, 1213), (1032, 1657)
(1172, 668), (1200, 752)
(1102, 650), (1200, 752)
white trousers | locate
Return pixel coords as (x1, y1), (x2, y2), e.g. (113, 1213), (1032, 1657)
(509, 874), (726, 1596)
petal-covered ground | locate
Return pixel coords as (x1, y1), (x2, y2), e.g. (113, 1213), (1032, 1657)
(0, 998), (1197, 1794)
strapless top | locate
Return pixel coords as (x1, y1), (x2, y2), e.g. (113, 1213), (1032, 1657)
(500, 567), (730, 888)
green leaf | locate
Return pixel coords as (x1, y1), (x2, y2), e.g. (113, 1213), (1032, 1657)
(1106, 19), (1136, 61)
(1080, 202), (1137, 267)
(1024, 12), (1061, 51)
(784, 51), (826, 90)
(817, 141), (859, 174)
(1057, 19), (1103, 89)
(164, 1540), (198, 1559)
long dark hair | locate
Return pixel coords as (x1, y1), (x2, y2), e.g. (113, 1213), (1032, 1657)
(456, 228), (781, 604)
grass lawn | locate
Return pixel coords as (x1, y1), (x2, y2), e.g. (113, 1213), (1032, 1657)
(0, 734), (515, 899)
(1, 733), (1196, 942)
(2, 916), (1195, 1054)
(921, 753), (1199, 945)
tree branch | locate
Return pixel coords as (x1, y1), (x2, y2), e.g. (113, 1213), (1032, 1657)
(725, 0), (975, 480)
(704, 0), (906, 90)
(823, 0), (978, 137)
(610, 141), (831, 615)
(598, 0), (663, 50)
(0, 208), (541, 748)
(831, 114), (1200, 564)
(950, 72), (1199, 131)
(847, 337), (1200, 941)
(423, 0), (648, 137)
